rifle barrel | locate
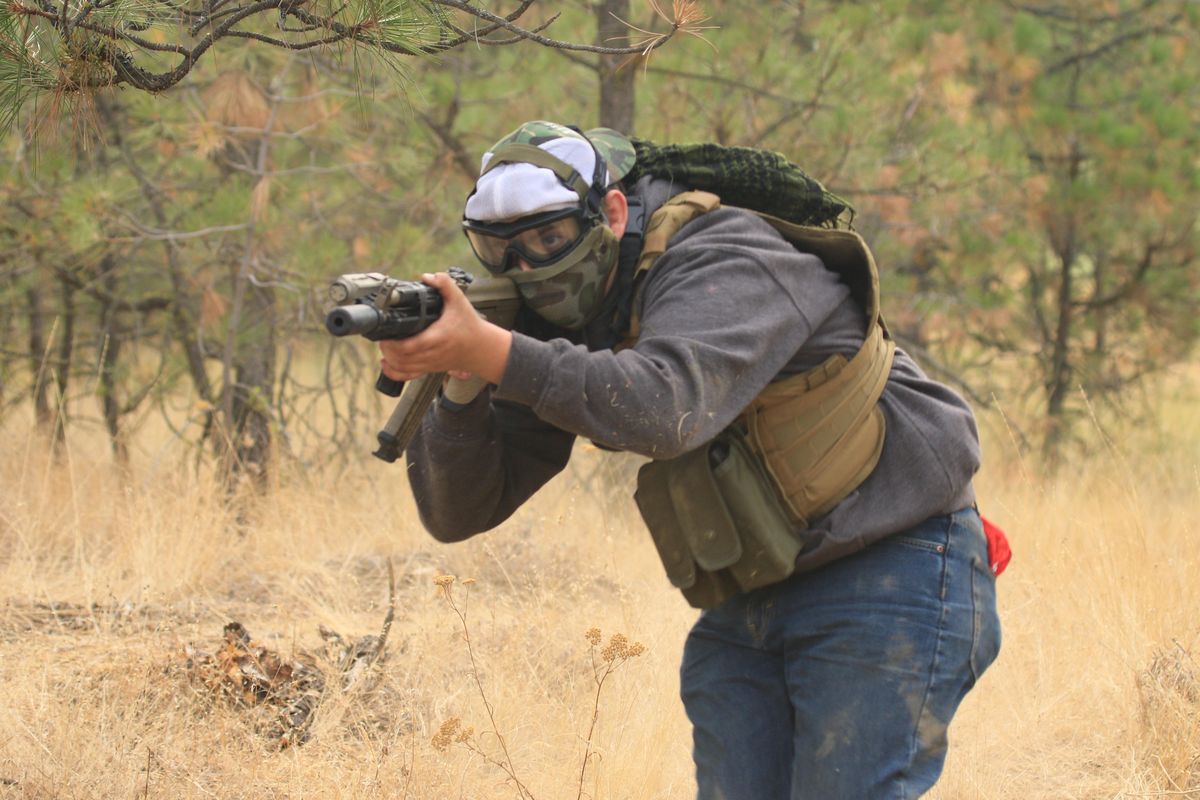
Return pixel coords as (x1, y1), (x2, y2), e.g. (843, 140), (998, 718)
(325, 304), (386, 337)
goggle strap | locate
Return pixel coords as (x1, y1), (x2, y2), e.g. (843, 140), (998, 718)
(482, 143), (590, 200)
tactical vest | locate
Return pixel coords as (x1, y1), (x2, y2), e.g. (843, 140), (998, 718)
(626, 192), (897, 608)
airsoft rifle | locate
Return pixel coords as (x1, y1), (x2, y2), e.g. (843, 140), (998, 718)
(324, 267), (519, 462)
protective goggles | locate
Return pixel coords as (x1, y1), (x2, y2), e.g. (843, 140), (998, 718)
(463, 207), (594, 274)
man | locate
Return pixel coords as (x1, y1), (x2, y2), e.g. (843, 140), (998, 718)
(379, 120), (1001, 799)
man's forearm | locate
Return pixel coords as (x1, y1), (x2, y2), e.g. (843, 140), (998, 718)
(462, 323), (512, 386)
(405, 394), (575, 541)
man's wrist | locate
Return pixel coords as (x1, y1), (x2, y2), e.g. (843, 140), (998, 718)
(470, 324), (512, 385)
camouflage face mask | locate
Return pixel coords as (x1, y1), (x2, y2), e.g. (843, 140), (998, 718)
(504, 223), (620, 330)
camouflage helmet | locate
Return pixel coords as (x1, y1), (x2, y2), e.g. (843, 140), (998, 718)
(483, 121), (637, 185)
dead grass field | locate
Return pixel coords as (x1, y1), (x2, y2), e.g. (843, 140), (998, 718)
(1, 369), (1197, 799)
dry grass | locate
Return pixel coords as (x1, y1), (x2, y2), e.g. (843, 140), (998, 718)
(930, 370), (1200, 800)
(1, 368), (1198, 799)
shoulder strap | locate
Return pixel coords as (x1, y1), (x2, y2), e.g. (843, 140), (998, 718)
(636, 190), (722, 278)
(622, 190), (721, 343)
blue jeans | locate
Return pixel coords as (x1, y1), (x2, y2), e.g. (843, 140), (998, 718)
(680, 508), (1001, 800)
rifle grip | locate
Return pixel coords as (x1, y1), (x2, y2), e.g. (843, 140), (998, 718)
(376, 371), (405, 397)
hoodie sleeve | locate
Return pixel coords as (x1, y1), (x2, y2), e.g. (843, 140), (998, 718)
(404, 391), (576, 541)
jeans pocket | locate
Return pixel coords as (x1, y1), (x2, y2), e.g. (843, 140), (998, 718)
(968, 555), (1002, 684)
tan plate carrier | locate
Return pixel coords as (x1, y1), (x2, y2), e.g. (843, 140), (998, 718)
(625, 191), (897, 607)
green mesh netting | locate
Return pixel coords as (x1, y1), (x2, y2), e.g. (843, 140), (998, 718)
(625, 138), (853, 229)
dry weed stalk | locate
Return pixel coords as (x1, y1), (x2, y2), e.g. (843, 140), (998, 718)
(578, 627), (645, 800)
(433, 574), (534, 800)
(432, 577), (647, 800)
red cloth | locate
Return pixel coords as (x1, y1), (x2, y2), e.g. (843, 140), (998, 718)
(981, 515), (1012, 576)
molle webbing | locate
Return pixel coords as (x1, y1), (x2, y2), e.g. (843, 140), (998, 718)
(741, 321), (894, 524)
(628, 191), (895, 525)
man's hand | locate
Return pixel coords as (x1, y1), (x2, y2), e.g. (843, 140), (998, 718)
(377, 272), (513, 386)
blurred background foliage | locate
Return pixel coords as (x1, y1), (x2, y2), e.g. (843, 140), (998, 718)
(1, 0), (1197, 482)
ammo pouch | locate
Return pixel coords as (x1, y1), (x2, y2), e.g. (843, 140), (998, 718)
(634, 429), (800, 609)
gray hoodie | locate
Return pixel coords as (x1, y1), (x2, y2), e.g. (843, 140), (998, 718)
(405, 178), (980, 573)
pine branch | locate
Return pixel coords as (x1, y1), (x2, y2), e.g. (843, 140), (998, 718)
(0, 0), (698, 134)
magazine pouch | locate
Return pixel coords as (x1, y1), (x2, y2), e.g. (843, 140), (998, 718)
(634, 429), (801, 609)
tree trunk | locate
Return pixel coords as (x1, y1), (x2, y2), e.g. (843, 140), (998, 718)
(219, 92), (281, 492)
(27, 287), (53, 429)
(51, 274), (75, 449)
(96, 253), (129, 465)
(595, 0), (637, 135)
(1091, 257), (1107, 359)
(0, 277), (13, 407)
(1043, 246), (1074, 462)
(224, 277), (277, 488)
(1041, 133), (1085, 464)
(98, 96), (217, 416)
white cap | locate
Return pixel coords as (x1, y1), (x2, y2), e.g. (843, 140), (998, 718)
(464, 136), (604, 222)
